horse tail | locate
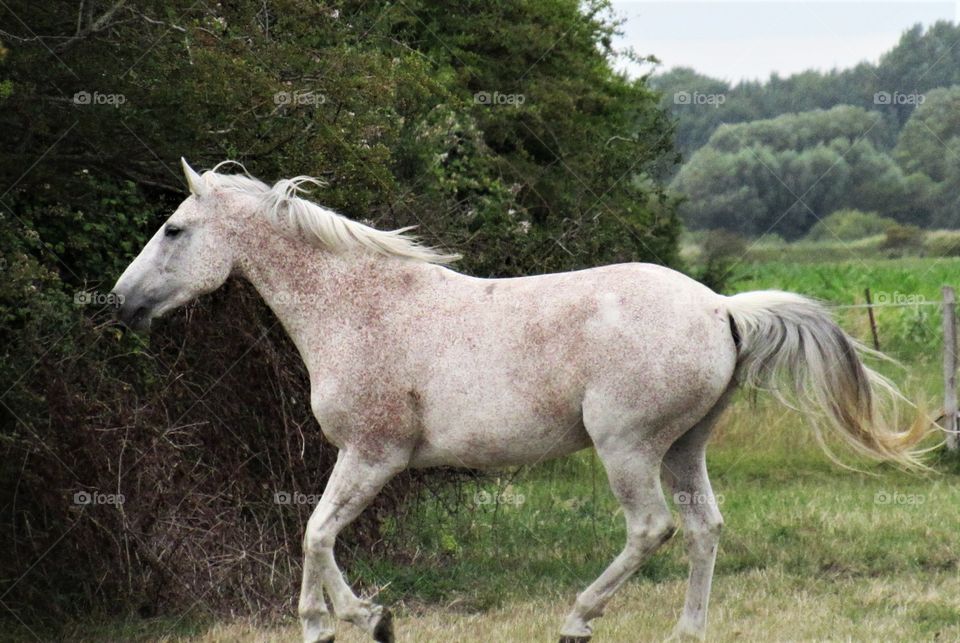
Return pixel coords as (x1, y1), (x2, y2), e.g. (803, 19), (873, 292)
(725, 290), (930, 469)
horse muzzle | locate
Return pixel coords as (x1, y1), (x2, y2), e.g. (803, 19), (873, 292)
(111, 290), (155, 332)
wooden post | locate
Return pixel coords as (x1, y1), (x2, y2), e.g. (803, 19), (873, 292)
(942, 286), (958, 451)
(864, 288), (880, 351)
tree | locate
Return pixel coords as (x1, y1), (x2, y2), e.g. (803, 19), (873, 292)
(0, 0), (681, 281)
(649, 67), (734, 156)
(894, 85), (960, 227)
(672, 106), (917, 237)
(655, 21), (960, 162)
(894, 86), (960, 181)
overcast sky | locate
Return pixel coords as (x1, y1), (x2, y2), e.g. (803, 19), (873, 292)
(610, 1), (957, 83)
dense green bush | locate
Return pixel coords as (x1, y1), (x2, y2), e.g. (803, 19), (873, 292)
(894, 86), (960, 229)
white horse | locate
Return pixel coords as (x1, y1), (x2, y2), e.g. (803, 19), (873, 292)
(112, 160), (925, 642)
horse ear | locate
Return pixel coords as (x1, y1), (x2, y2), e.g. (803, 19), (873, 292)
(180, 157), (207, 197)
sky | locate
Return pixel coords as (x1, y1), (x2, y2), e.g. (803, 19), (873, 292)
(610, 1), (958, 83)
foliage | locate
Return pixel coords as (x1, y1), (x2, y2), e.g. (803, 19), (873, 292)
(894, 86), (960, 228)
(671, 106), (920, 238)
(925, 229), (960, 257)
(696, 230), (747, 292)
(0, 0), (680, 280)
(654, 21), (960, 160)
(894, 87), (960, 182)
(806, 209), (897, 241)
(881, 223), (926, 255)
(657, 22), (960, 236)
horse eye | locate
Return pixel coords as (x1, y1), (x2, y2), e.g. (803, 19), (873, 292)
(165, 225), (183, 238)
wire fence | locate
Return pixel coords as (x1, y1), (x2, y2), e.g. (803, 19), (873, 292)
(840, 286), (959, 449)
(832, 301), (944, 309)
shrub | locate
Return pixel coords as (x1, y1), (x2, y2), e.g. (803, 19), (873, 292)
(925, 229), (960, 257)
(755, 233), (786, 246)
(881, 223), (925, 254)
(696, 230), (748, 292)
(806, 209), (896, 242)
(1, 262), (464, 627)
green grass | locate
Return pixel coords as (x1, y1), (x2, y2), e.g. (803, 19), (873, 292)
(743, 234), (890, 263)
(52, 256), (960, 641)
(349, 445), (960, 611)
(731, 257), (960, 369)
(58, 442), (960, 641)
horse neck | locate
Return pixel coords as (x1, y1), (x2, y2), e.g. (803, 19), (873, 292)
(231, 222), (426, 367)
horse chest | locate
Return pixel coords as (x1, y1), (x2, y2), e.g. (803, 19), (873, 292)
(309, 376), (420, 456)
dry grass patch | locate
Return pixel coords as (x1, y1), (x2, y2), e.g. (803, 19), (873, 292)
(173, 569), (960, 642)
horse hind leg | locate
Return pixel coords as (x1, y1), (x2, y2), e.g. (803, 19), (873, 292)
(661, 389), (733, 641)
(559, 438), (676, 641)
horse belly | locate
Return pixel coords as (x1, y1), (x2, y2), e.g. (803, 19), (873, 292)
(409, 393), (591, 468)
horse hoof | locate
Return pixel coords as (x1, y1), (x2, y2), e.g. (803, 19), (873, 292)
(302, 620), (335, 643)
(372, 607), (394, 643)
(559, 637), (591, 643)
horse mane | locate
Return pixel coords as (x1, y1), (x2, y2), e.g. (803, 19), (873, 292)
(200, 162), (460, 265)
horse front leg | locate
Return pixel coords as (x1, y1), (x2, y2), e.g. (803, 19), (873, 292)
(299, 448), (406, 643)
(300, 479), (336, 643)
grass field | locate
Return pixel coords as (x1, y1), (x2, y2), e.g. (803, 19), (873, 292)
(61, 257), (960, 642)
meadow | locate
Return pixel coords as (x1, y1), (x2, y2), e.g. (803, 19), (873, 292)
(63, 256), (960, 643)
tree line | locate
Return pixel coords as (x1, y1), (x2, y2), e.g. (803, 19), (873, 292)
(654, 21), (960, 237)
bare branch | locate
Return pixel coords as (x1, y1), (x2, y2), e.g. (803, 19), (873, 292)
(54, 0), (128, 53)
(126, 8), (188, 33)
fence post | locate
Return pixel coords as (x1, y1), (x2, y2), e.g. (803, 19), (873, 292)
(864, 288), (880, 350)
(942, 286), (958, 451)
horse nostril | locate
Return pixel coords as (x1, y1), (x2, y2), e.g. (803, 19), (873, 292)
(108, 291), (124, 315)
